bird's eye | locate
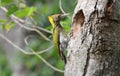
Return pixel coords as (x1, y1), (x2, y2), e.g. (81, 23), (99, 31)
(58, 15), (61, 19)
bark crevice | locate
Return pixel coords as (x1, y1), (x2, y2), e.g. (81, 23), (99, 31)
(71, 10), (85, 39)
(82, 38), (92, 76)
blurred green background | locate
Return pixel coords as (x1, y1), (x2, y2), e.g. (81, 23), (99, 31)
(0, 0), (75, 76)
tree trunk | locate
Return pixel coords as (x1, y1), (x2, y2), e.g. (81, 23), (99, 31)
(65, 0), (120, 76)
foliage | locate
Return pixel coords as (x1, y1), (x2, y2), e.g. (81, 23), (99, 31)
(0, 0), (75, 76)
(0, 46), (12, 76)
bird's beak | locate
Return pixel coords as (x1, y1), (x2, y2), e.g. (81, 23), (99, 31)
(61, 13), (69, 19)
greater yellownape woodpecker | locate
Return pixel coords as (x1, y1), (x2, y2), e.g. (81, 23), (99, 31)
(48, 14), (68, 64)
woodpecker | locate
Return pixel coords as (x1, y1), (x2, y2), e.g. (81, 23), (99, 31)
(48, 14), (68, 64)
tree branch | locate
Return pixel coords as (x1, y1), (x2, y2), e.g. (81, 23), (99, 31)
(0, 6), (51, 41)
(32, 50), (64, 73)
(0, 33), (64, 73)
(0, 6), (64, 73)
(0, 33), (52, 55)
(59, 0), (70, 17)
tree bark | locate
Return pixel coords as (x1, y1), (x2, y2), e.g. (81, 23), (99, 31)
(65, 0), (120, 76)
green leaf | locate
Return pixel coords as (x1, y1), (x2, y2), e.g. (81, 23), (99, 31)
(7, 4), (18, 16)
(0, 19), (7, 23)
(14, 7), (37, 18)
(27, 7), (36, 16)
(5, 21), (15, 31)
(0, 25), (4, 30)
(55, 59), (64, 69)
(19, 3), (26, 8)
(10, 21), (15, 29)
(45, 25), (52, 30)
(0, 19), (7, 30)
(1, 0), (13, 6)
(5, 24), (10, 31)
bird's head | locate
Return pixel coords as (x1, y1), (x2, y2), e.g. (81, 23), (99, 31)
(48, 14), (68, 28)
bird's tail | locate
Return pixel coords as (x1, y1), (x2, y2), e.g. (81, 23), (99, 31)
(60, 51), (67, 64)
(58, 46), (66, 64)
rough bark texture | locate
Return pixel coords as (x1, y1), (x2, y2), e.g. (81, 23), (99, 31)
(65, 0), (120, 76)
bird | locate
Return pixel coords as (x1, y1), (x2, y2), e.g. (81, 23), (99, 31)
(48, 14), (68, 64)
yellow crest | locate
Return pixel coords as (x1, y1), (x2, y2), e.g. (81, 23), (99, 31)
(48, 16), (55, 28)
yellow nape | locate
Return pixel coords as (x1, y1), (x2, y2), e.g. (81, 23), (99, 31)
(48, 16), (55, 28)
